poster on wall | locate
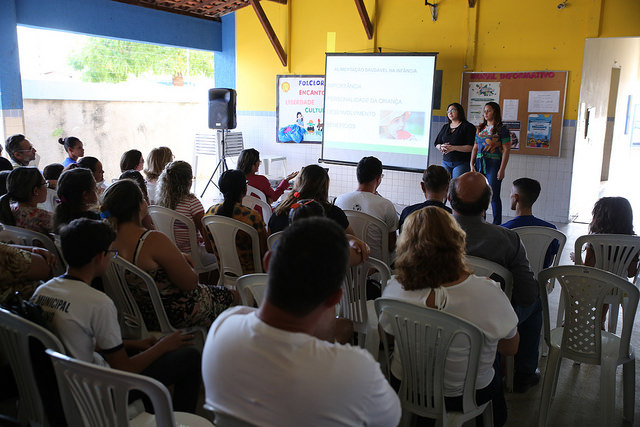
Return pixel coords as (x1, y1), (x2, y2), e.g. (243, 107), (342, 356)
(276, 75), (324, 144)
(527, 114), (553, 148)
(467, 82), (500, 125)
(504, 121), (521, 150)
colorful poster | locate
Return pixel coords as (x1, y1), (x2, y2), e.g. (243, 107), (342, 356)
(467, 82), (500, 125)
(504, 121), (521, 150)
(276, 75), (324, 144)
(527, 114), (552, 148)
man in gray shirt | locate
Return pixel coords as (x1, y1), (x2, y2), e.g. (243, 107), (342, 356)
(450, 172), (542, 393)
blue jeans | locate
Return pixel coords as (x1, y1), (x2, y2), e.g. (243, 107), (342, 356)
(442, 160), (471, 179)
(513, 298), (543, 375)
(476, 157), (503, 224)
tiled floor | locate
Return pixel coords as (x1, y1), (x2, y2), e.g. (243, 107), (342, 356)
(504, 220), (639, 427)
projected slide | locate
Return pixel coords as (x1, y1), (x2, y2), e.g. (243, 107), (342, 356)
(322, 53), (436, 172)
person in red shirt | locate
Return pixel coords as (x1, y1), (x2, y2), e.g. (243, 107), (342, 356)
(237, 149), (298, 204)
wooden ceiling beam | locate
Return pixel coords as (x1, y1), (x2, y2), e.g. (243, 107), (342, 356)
(354, 0), (373, 40)
(180, 0), (249, 13)
(113, 0), (221, 20)
(249, 0), (287, 66)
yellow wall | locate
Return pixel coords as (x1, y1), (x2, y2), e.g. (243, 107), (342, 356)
(236, 0), (640, 119)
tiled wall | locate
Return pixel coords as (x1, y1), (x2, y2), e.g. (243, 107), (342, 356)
(211, 111), (575, 224)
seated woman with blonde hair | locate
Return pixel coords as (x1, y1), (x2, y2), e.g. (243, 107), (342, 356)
(101, 179), (233, 329)
(380, 207), (519, 426)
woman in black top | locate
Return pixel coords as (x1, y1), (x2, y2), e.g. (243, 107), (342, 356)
(433, 103), (476, 179)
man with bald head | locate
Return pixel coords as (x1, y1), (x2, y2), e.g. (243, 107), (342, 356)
(449, 171), (542, 393)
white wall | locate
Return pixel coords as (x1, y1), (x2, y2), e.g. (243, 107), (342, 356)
(237, 111), (576, 224)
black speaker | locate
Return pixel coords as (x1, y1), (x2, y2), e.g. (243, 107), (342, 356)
(208, 88), (237, 129)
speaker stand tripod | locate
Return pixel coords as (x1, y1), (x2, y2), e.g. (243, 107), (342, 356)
(201, 130), (228, 198)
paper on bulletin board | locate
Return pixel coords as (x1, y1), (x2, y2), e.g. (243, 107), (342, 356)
(528, 91), (560, 113)
(467, 82), (500, 125)
(504, 121), (521, 150)
(502, 99), (519, 121)
(527, 114), (552, 149)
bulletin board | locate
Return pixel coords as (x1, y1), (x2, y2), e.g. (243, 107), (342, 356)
(461, 71), (568, 157)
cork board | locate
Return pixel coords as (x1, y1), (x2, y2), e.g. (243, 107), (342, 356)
(461, 71), (568, 157)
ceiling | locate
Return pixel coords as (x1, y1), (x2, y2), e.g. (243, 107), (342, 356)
(112, 0), (285, 21)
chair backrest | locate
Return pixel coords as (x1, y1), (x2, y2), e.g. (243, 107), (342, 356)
(236, 273), (268, 307)
(374, 299), (485, 419)
(0, 224), (66, 276)
(115, 256), (176, 334)
(147, 205), (214, 273)
(343, 210), (391, 264)
(202, 215), (263, 287)
(574, 234), (640, 279)
(340, 257), (391, 334)
(538, 266), (639, 365)
(464, 255), (514, 299)
(102, 257), (151, 340)
(0, 308), (66, 427)
(47, 349), (177, 427)
(267, 231), (283, 250)
(241, 195), (272, 225)
(513, 226), (567, 276)
(246, 185), (267, 203)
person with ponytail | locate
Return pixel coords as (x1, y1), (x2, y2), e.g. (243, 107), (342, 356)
(0, 167), (53, 234)
(59, 137), (85, 168)
(269, 164), (355, 235)
(157, 161), (214, 262)
(102, 179), (234, 329)
(53, 168), (100, 232)
(470, 102), (511, 224)
(204, 169), (267, 274)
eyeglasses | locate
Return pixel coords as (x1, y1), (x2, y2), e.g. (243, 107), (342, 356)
(104, 249), (119, 259)
(16, 146), (35, 153)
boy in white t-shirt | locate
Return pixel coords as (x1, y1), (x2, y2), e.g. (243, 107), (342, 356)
(32, 218), (201, 413)
(335, 156), (398, 260)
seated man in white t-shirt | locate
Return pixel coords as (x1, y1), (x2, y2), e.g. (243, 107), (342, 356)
(202, 217), (401, 427)
(31, 218), (201, 413)
(335, 156), (398, 260)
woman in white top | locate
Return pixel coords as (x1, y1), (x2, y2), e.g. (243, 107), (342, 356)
(380, 206), (519, 426)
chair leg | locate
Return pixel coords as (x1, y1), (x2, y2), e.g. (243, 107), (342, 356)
(538, 349), (561, 427)
(600, 359), (617, 426)
(481, 401), (493, 427)
(505, 356), (514, 393)
(622, 359), (635, 422)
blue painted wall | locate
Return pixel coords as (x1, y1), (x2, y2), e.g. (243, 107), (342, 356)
(214, 13), (236, 90)
(0, 0), (24, 110)
(16, 0), (222, 51)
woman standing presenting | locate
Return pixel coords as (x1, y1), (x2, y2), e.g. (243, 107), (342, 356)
(434, 103), (476, 179)
(471, 102), (511, 224)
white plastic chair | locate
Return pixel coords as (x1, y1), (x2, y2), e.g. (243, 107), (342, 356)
(267, 231), (283, 250)
(537, 266), (637, 426)
(375, 299), (494, 427)
(0, 224), (66, 276)
(573, 234), (640, 333)
(246, 185), (267, 203)
(0, 308), (71, 427)
(102, 257), (151, 340)
(236, 273), (267, 307)
(46, 349), (213, 427)
(513, 226), (567, 278)
(513, 226), (567, 356)
(344, 210), (392, 265)
(202, 215), (263, 288)
(339, 257), (391, 359)
(241, 195), (272, 225)
(104, 256), (205, 348)
(203, 404), (257, 427)
(147, 206), (218, 275)
(464, 255), (515, 391)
